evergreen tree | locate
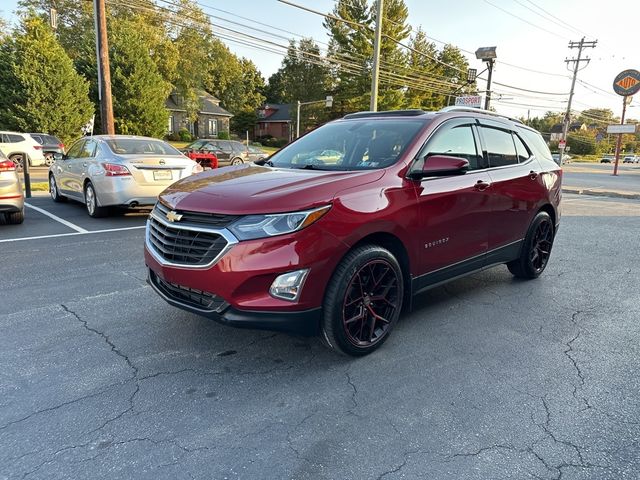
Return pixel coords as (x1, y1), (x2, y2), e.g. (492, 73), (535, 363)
(0, 15), (93, 145)
(404, 27), (442, 109)
(108, 17), (171, 137)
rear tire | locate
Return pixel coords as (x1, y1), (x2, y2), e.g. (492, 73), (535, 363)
(44, 153), (54, 167)
(84, 181), (108, 218)
(9, 154), (24, 171)
(321, 245), (404, 356)
(231, 157), (244, 165)
(49, 174), (67, 203)
(507, 211), (555, 279)
(6, 210), (24, 224)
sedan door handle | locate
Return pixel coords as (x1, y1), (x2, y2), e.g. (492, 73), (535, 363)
(474, 180), (490, 191)
(83, 163), (88, 167)
(529, 170), (539, 180)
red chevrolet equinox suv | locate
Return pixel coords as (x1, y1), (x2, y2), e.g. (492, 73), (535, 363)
(145, 108), (562, 356)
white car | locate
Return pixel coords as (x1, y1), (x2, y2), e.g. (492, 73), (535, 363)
(0, 131), (46, 169)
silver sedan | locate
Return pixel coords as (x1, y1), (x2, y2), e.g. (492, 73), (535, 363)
(48, 135), (203, 217)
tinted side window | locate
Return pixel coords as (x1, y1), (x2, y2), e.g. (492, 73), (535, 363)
(31, 135), (44, 144)
(218, 141), (233, 153)
(481, 127), (518, 167)
(9, 134), (25, 143)
(518, 127), (553, 162)
(421, 124), (484, 170)
(66, 140), (86, 158)
(513, 135), (530, 162)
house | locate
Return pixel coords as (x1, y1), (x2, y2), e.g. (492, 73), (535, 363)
(255, 104), (293, 142)
(549, 122), (587, 142)
(166, 90), (233, 139)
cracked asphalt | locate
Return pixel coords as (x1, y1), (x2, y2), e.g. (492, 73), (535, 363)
(1, 193), (639, 480)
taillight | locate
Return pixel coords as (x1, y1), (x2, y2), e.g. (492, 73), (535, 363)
(0, 160), (16, 171)
(102, 162), (131, 176)
(59, 143), (65, 150)
(192, 162), (204, 174)
(33, 145), (43, 150)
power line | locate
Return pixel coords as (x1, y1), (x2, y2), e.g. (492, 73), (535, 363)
(521, 0), (590, 37)
(481, 0), (570, 40)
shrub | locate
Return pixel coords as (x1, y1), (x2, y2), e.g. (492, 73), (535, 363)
(178, 128), (192, 142)
(217, 131), (230, 140)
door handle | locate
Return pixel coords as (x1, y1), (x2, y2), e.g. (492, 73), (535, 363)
(529, 170), (539, 180)
(83, 163), (87, 167)
(474, 180), (490, 191)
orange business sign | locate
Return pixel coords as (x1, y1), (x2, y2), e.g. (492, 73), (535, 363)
(613, 69), (640, 96)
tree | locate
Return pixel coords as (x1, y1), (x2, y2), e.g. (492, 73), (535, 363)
(0, 15), (93, 145)
(403, 27), (443, 109)
(108, 17), (171, 137)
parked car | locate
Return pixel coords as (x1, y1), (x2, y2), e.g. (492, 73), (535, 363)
(0, 131), (46, 169)
(551, 153), (571, 165)
(600, 155), (613, 163)
(203, 139), (250, 166)
(49, 135), (203, 217)
(145, 107), (562, 356)
(180, 139), (219, 169)
(0, 151), (25, 224)
(623, 155), (638, 164)
(29, 133), (65, 166)
(246, 145), (269, 163)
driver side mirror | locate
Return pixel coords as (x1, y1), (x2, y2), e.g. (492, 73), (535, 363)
(53, 152), (65, 162)
(410, 155), (469, 179)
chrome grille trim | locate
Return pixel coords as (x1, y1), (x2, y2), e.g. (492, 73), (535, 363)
(145, 206), (238, 269)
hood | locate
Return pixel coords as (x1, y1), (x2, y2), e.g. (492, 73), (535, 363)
(159, 163), (384, 214)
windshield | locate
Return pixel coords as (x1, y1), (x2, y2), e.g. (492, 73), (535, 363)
(268, 119), (426, 170)
(105, 138), (182, 156)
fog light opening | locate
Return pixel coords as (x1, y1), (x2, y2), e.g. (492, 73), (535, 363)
(269, 269), (310, 302)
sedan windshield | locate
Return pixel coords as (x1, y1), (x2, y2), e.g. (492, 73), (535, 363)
(105, 138), (182, 156)
(268, 119), (426, 171)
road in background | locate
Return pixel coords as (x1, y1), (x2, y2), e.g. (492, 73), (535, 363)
(1, 194), (639, 479)
(562, 162), (640, 195)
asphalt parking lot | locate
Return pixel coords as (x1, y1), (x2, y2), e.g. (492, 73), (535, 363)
(1, 194), (639, 480)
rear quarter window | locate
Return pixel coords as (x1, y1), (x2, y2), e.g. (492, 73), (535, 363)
(8, 134), (25, 143)
(518, 127), (553, 162)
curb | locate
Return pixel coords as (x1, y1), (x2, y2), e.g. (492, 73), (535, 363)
(562, 186), (640, 200)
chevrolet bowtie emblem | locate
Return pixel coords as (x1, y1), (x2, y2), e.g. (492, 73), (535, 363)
(166, 210), (183, 222)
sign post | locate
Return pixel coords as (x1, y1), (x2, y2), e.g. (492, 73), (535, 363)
(611, 69), (640, 176)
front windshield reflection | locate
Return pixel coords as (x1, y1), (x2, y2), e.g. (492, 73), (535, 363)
(269, 119), (425, 171)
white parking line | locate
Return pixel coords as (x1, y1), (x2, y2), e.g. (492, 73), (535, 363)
(0, 225), (146, 243)
(25, 202), (89, 233)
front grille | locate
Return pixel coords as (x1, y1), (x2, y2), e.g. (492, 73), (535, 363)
(155, 202), (239, 228)
(147, 215), (228, 266)
(150, 271), (228, 313)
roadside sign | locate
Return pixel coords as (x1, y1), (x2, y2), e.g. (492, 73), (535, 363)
(325, 95), (333, 108)
(607, 124), (637, 134)
(455, 95), (482, 108)
(613, 69), (640, 97)
(558, 139), (566, 148)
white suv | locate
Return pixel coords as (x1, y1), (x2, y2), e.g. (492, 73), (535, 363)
(0, 131), (46, 169)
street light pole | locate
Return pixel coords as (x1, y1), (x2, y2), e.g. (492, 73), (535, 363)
(484, 59), (494, 110)
(296, 100), (301, 139)
(370, 0), (383, 112)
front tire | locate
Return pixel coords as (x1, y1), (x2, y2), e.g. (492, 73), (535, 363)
(84, 182), (108, 218)
(321, 245), (404, 356)
(507, 211), (555, 279)
(49, 174), (66, 203)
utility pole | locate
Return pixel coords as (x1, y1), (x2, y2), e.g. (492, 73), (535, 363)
(370, 0), (383, 112)
(560, 37), (597, 162)
(484, 59), (495, 110)
(93, 0), (115, 134)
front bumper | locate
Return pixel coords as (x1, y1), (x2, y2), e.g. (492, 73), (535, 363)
(147, 269), (321, 335)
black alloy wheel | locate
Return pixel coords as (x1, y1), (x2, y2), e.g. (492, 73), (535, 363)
(322, 245), (403, 356)
(507, 211), (555, 279)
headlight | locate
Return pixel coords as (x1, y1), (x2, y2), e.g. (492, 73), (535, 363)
(228, 205), (331, 241)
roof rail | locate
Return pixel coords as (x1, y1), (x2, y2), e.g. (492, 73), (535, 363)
(343, 109), (428, 119)
(438, 106), (523, 124)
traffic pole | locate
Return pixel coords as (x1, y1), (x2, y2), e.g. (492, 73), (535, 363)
(369, 0), (383, 112)
(93, 0), (115, 134)
(612, 96), (629, 177)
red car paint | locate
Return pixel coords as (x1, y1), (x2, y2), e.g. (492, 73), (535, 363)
(183, 149), (218, 169)
(145, 109), (562, 339)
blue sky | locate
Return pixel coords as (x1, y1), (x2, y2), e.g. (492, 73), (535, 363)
(2, 0), (638, 120)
